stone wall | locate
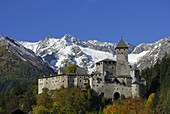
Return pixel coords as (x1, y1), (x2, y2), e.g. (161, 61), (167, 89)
(38, 75), (90, 94)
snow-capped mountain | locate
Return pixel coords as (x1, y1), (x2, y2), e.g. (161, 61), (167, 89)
(19, 34), (170, 73)
(0, 35), (49, 67)
(19, 34), (136, 73)
(134, 36), (170, 70)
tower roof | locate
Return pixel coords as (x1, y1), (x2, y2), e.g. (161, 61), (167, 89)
(116, 39), (128, 49)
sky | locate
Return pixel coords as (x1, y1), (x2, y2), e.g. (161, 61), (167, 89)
(0, 0), (170, 46)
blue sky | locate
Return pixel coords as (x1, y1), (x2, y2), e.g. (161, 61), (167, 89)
(0, 0), (170, 46)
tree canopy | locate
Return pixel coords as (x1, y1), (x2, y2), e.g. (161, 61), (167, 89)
(66, 63), (77, 74)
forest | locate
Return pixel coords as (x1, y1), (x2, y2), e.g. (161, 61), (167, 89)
(0, 45), (169, 113)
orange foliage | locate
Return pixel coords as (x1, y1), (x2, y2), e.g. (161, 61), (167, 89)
(104, 97), (155, 114)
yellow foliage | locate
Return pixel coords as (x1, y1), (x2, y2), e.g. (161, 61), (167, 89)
(146, 93), (155, 107)
(66, 63), (77, 74)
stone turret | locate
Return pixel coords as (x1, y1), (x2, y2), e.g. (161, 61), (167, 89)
(96, 59), (116, 75)
(116, 39), (130, 76)
(130, 64), (140, 83)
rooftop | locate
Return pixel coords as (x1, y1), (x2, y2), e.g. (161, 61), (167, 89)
(96, 59), (116, 64)
(116, 39), (128, 49)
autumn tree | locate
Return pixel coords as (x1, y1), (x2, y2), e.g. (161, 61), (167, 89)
(146, 93), (155, 108)
(66, 63), (77, 74)
(104, 97), (155, 114)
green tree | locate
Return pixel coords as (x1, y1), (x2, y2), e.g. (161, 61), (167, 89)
(0, 107), (5, 114)
(102, 96), (105, 108)
(32, 105), (49, 114)
(11, 81), (23, 96)
(37, 88), (52, 109)
(51, 87), (87, 114)
(141, 54), (170, 113)
(21, 85), (37, 113)
(87, 88), (92, 100)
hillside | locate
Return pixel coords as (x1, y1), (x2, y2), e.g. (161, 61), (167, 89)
(140, 54), (170, 113)
(0, 38), (55, 93)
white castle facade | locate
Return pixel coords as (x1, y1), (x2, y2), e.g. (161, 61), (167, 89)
(38, 39), (146, 100)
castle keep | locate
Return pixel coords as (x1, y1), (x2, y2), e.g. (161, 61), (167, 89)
(38, 39), (146, 100)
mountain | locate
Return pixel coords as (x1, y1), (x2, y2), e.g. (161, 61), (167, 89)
(134, 36), (170, 70)
(19, 34), (135, 73)
(0, 35), (55, 93)
(0, 35), (55, 77)
(19, 34), (170, 72)
(0, 35), (48, 67)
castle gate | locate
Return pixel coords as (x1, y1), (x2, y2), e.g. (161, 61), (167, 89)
(113, 92), (120, 100)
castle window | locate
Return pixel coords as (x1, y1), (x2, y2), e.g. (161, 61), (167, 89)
(80, 80), (81, 82)
(93, 85), (95, 87)
(97, 85), (98, 87)
(46, 82), (48, 84)
(63, 81), (64, 82)
(121, 52), (123, 54)
(117, 88), (118, 90)
(102, 86), (103, 88)
(135, 89), (137, 91)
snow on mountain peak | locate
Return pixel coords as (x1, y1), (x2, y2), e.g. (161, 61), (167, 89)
(18, 34), (170, 72)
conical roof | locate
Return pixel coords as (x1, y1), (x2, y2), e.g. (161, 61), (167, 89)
(116, 39), (128, 49)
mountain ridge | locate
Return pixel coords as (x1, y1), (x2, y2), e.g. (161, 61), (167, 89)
(2, 34), (170, 73)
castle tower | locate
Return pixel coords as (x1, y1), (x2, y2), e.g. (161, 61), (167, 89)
(116, 38), (130, 76)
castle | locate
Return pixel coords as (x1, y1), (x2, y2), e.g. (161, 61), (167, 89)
(38, 39), (146, 100)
